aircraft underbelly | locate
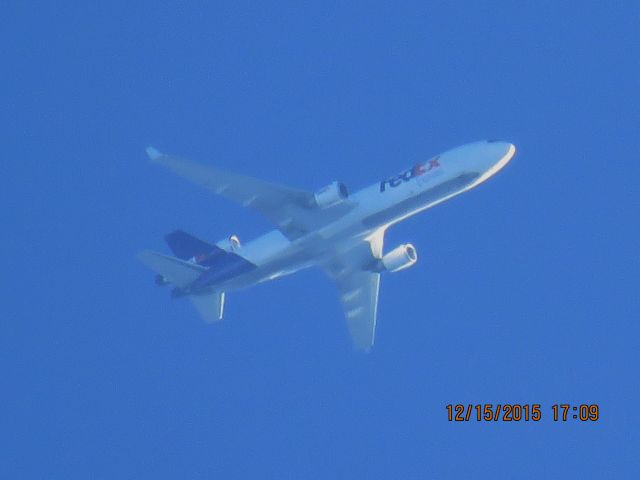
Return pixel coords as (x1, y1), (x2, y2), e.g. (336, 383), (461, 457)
(216, 251), (317, 290)
(214, 228), (366, 291)
(205, 171), (481, 292)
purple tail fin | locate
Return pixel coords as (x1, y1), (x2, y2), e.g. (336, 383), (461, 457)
(164, 230), (217, 261)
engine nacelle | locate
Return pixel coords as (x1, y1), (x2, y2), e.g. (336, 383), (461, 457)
(216, 234), (241, 252)
(314, 181), (349, 208)
(382, 244), (417, 272)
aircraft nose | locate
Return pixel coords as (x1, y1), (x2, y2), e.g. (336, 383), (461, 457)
(487, 139), (515, 156)
(441, 140), (516, 177)
(484, 140), (516, 167)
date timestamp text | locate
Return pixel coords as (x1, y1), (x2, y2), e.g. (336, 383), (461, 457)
(445, 404), (599, 422)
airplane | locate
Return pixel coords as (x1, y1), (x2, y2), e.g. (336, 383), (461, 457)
(138, 140), (516, 351)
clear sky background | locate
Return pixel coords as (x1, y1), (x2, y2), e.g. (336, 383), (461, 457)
(2, 1), (639, 478)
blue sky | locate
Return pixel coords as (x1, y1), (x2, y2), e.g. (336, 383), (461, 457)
(2, 1), (638, 478)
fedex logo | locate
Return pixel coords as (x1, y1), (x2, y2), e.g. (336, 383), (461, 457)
(379, 157), (440, 192)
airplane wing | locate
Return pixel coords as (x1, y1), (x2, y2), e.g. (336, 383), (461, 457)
(331, 269), (381, 351)
(323, 230), (385, 351)
(146, 147), (354, 240)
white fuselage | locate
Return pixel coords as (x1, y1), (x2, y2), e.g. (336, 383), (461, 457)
(218, 140), (515, 291)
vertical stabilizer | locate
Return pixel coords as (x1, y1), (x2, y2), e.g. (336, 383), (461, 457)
(165, 230), (216, 261)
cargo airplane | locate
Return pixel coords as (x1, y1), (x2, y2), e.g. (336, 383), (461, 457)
(138, 140), (516, 350)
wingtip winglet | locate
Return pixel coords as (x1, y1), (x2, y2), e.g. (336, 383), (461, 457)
(146, 146), (163, 161)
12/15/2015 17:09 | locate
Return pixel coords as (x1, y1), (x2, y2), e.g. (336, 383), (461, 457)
(446, 404), (600, 422)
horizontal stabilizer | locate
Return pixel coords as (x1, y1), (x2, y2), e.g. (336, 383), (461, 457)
(137, 250), (205, 288)
(189, 291), (225, 323)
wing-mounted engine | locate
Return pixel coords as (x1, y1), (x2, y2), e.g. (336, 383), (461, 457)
(381, 243), (417, 272)
(216, 234), (241, 252)
(313, 181), (349, 208)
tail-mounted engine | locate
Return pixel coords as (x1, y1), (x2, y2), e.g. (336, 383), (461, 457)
(381, 244), (417, 272)
(216, 234), (241, 252)
(314, 181), (349, 208)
